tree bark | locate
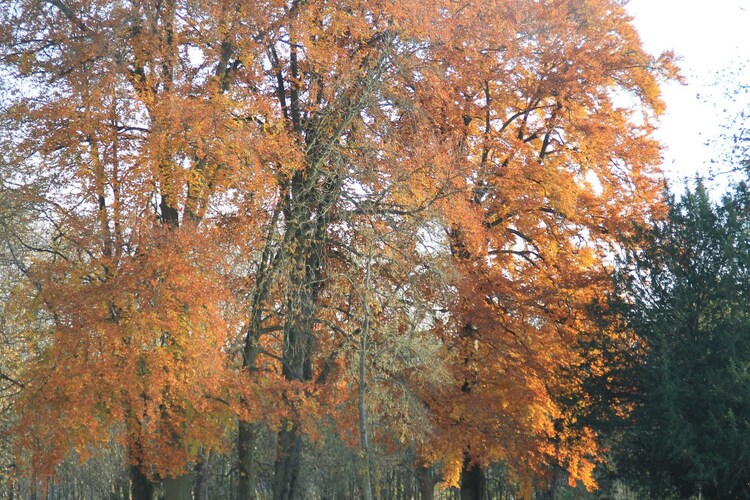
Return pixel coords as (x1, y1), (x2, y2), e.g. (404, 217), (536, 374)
(237, 325), (259, 500)
(268, 28), (391, 499)
(403, 469), (414, 500)
(273, 423), (304, 500)
(357, 246), (374, 500)
(238, 421), (259, 500)
(164, 473), (193, 500)
(271, 294), (314, 500)
(129, 465), (154, 500)
(358, 368), (373, 500)
(416, 465), (436, 500)
(239, 205), (281, 500)
(545, 467), (559, 500)
(460, 454), (484, 500)
(193, 452), (209, 500)
(273, 187), (321, 500)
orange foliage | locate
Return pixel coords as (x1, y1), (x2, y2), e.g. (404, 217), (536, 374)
(414, 0), (674, 491)
(13, 227), (243, 478)
(0, 0), (675, 492)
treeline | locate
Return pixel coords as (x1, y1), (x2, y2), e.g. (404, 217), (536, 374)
(0, 0), (742, 499)
(608, 179), (750, 499)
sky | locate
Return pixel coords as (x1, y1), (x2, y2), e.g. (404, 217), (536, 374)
(626, 0), (750, 190)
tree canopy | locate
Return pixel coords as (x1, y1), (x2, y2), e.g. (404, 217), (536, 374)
(0, 0), (677, 498)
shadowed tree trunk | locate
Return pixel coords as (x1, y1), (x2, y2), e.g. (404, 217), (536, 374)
(458, 321), (484, 500)
(545, 468), (559, 500)
(164, 474), (193, 500)
(130, 465), (154, 500)
(460, 454), (484, 500)
(416, 465), (436, 500)
(272, 167), (326, 500)
(273, 424), (305, 500)
(357, 245), (374, 500)
(238, 326), (261, 500)
(193, 452), (209, 500)
(238, 420), (259, 500)
(272, 284), (315, 499)
(238, 205), (281, 500)
(272, 252), (316, 500)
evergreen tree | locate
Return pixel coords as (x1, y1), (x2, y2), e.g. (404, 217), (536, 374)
(614, 180), (750, 499)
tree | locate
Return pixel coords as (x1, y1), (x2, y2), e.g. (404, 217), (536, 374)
(412, 0), (676, 495)
(0, 1), (261, 496)
(613, 180), (750, 499)
(0, 0), (675, 498)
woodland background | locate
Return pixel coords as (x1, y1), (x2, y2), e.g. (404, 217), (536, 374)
(0, 0), (748, 499)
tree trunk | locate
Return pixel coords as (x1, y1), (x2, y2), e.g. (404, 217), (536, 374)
(120, 479), (129, 500)
(164, 473), (193, 500)
(417, 465), (436, 500)
(239, 205), (281, 500)
(129, 465), (154, 500)
(273, 424), (304, 500)
(237, 330), (261, 500)
(358, 381), (373, 500)
(238, 421), (259, 500)
(460, 455), (483, 500)
(403, 469), (414, 500)
(357, 249), (374, 500)
(273, 200), (321, 500)
(237, 327), (259, 500)
(272, 314), (311, 500)
(193, 452), (209, 500)
(545, 467), (559, 500)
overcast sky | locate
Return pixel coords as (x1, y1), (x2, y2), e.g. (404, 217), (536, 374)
(626, 0), (750, 190)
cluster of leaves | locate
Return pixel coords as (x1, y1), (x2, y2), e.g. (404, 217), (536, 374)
(0, 0), (677, 497)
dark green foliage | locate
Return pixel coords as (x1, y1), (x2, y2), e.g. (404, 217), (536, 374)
(613, 179), (750, 499)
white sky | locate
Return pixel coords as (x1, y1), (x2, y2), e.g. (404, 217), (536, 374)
(626, 0), (750, 190)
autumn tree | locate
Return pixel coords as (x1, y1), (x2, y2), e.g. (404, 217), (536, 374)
(407, 1), (675, 497)
(0, 0), (262, 496)
(0, 0), (675, 498)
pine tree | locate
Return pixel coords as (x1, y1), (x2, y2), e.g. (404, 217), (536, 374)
(614, 180), (750, 499)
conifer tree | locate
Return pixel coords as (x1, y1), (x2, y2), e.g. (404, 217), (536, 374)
(614, 180), (750, 499)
